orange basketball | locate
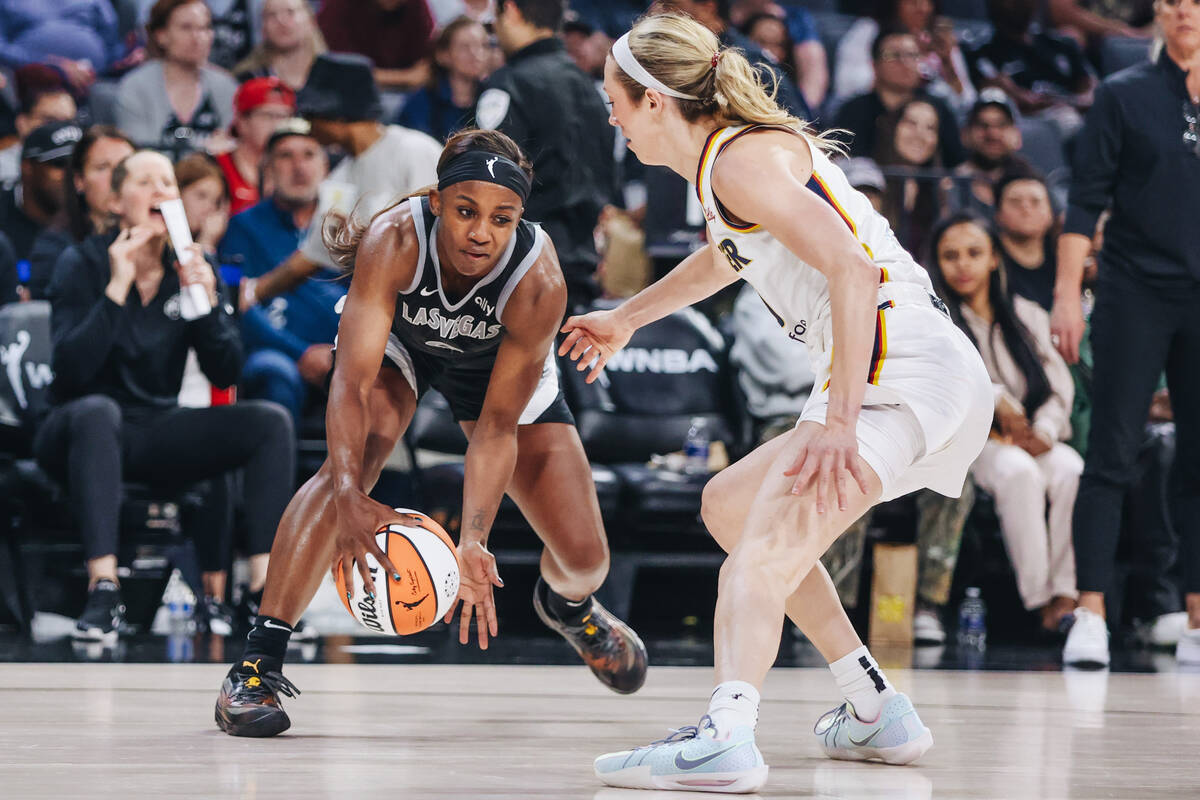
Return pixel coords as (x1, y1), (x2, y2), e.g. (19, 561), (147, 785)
(335, 508), (460, 635)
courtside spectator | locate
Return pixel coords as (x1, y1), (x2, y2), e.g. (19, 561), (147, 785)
(233, 0), (327, 90)
(967, 0), (1096, 135)
(833, 29), (965, 166)
(951, 89), (1034, 211)
(28, 125), (134, 301)
(220, 118), (340, 424)
(0, 0), (127, 92)
(398, 17), (490, 142)
(217, 77), (296, 214)
(175, 152), (231, 257)
(317, 0), (436, 90)
(236, 54), (440, 313)
(932, 213), (1081, 634)
(0, 121), (81, 264)
(115, 0), (238, 155)
(0, 64), (79, 186)
(36, 149), (292, 641)
(875, 98), (946, 255)
(995, 171), (1058, 310)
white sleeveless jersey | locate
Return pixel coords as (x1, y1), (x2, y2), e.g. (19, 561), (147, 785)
(695, 124), (933, 356)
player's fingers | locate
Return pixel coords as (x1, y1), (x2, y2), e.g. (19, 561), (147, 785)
(782, 442), (809, 476)
(559, 317), (583, 336)
(835, 453), (849, 512)
(569, 336), (593, 362)
(443, 596), (459, 625)
(354, 552), (376, 602)
(459, 601), (472, 645)
(486, 597), (499, 637)
(488, 560), (504, 588)
(332, 557), (350, 600)
(557, 328), (581, 356)
(367, 541), (400, 583)
(789, 449), (817, 494)
(848, 456), (873, 496)
(476, 603), (489, 650)
(815, 451), (834, 514)
(585, 354), (607, 384)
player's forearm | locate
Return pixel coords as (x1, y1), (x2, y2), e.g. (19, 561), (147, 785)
(1054, 233), (1090, 304)
(460, 425), (519, 547)
(618, 246), (735, 331)
(255, 251), (320, 304)
(824, 260), (879, 428)
(326, 377), (374, 498)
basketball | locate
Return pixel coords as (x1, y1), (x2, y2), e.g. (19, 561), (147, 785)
(335, 508), (460, 635)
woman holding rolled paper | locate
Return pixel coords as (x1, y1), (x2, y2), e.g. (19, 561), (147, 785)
(35, 149), (295, 643)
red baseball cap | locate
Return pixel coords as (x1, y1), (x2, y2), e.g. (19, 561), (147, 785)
(235, 77), (296, 115)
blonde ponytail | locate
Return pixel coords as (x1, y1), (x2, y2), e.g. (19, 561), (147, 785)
(615, 13), (842, 154)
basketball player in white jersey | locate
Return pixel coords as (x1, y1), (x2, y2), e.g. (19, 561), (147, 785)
(560, 13), (992, 793)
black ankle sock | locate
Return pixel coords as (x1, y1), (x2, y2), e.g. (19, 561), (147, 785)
(238, 615), (292, 674)
(543, 582), (592, 626)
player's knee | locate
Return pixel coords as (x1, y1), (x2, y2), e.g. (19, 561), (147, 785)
(700, 474), (737, 549)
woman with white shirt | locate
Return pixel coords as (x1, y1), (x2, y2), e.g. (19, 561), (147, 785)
(931, 211), (1081, 634)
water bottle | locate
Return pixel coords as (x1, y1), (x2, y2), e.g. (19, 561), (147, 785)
(683, 416), (710, 475)
(15, 259), (30, 300)
(957, 587), (987, 649)
(163, 568), (195, 634)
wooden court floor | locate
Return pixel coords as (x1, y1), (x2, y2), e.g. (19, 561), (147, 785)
(1, 663), (1197, 798)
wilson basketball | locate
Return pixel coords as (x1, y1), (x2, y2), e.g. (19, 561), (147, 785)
(335, 508), (460, 635)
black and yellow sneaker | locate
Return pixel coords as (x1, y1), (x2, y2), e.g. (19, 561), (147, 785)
(214, 658), (300, 737)
(533, 577), (647, 694)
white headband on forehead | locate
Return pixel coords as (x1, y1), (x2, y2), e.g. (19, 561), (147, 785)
(612, 32), (699, 101)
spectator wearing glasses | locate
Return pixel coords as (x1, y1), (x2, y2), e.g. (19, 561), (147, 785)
(1052, 0), (1200, 668)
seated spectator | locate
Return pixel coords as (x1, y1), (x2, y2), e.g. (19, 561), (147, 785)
(237, 54), (441, 314)
(216, 77), (296, 214)
(833, 29), (965, 166)
(206, 0), (256, 71)
(398, 17), (490, 143)
(220, 119), (341, 424)
(317, 0), (436, 91)
(0, 121), (82, 265)
(731, 0), (829, 110)
(428, 0), (497, 26)
(36, 149), (293, 640)
(950, 89), (1034, 211)
(836, 0), (976, 114)
(0, 0), (128, 93)
(233, 0), (327, 90)
(995, 171), (1058, 311)
(28, 125), (135, 301)
(563, 13), (613, 80)
(875, 98), (946, 255)
(967, 0), (1096, 136)
(931, 212), (1081, 633)
(115, 0), (238, 156)
(0, 64), (79, 187)
(175, 152), (231, 257)
(1047, 0), (1154, 47)
(651, 0), (812, 119)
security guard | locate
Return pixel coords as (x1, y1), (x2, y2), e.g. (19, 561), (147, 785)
(477, 0), (617, 311)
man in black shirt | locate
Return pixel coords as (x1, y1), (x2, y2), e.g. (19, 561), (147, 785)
(1051, 1), (1200, 668)
(953, 89), (1035, 210)
(477, 0), (618, 311)
(833, 30), (965, 167)
(0, 121), (81, 262)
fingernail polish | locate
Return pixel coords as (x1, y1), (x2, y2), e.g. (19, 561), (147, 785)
(367, 591), (375, 600)
(393, 573), (402, 582)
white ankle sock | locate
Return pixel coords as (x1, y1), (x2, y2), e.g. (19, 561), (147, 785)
(706, 681), (760, 737)
(829, 646), (896, 721)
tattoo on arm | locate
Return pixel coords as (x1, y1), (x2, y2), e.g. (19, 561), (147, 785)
(469, 512), (487, 535)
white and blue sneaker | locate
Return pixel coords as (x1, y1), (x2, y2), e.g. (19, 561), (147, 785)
(813, 693), (933, 765)
(594, 715), (768, 793)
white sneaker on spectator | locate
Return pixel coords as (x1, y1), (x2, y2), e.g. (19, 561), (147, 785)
(1175, 628), (1200, 666)
(913, 608), (945, 646)
(1063, 608), (1110, 667)
(1150, 612), (1188, 648)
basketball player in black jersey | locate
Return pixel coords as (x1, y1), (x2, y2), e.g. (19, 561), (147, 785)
(215, 130), (647, 737)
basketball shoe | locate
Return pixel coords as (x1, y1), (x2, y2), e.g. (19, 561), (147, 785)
(73, 579), (125, 643)
(533, 577), (647, 693)
(813, 693), (933, 765)
(594, 715), (768, 793)
(214, 659), (301, 737)
(1062, 607), (1110, 667)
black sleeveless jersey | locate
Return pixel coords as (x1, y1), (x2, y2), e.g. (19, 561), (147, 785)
(391, 195), (545, 373)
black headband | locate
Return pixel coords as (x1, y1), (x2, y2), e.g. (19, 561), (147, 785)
(437, 150), (531, 204)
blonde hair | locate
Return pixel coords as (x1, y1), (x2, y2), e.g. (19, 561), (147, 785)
(614, 13), (840, 153)
(233, 0), (327, 79)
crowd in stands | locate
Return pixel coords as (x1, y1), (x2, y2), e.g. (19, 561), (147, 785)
(0, 0), (1192, 664)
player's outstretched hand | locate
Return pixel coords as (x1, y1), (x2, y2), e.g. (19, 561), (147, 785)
(559, 309), (635, 384)
(329, 489), (410, 600)
(445, 540), (503, 650)
(783, 422), (872, 514)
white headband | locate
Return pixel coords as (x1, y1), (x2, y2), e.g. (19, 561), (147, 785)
(612, 32), (699, 101)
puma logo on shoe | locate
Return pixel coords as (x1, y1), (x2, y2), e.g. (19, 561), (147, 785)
(241, 659), (262, 674)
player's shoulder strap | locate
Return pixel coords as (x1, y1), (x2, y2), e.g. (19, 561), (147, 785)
(398, 195), (437, 295)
